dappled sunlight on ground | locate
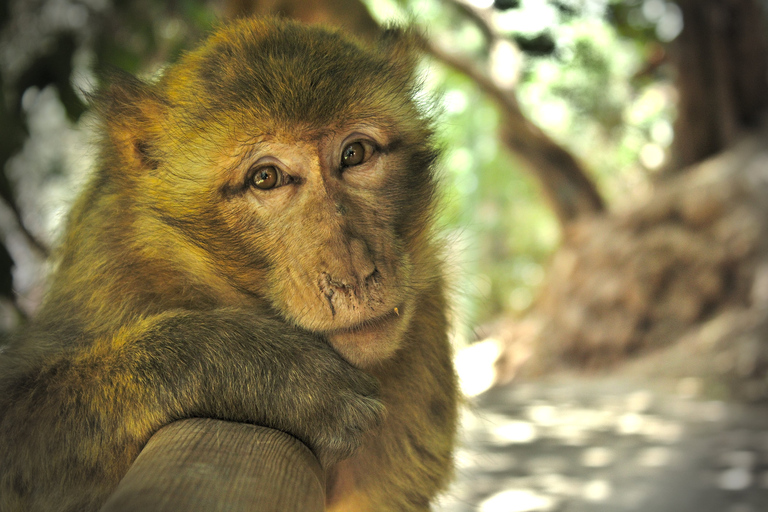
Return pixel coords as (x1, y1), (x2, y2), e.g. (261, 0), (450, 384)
(438, 372), (768, 512)
(455, 338), (504, 397)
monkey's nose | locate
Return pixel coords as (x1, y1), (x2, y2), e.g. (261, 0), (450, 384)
(318, 267), (382, 318)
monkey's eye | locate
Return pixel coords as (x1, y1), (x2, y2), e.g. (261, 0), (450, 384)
(341, 141), (376, 168)
(251, 165), (282, 190)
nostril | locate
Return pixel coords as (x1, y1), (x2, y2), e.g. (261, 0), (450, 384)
(365, 267), (381, 288)
(349, 238), (375, 279)
(318, 267), (382, 315)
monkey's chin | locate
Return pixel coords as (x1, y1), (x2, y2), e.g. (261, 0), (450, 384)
(326, 309), (408, 368)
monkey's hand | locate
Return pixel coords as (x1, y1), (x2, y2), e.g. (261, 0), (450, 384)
(294, 348), (385, 468)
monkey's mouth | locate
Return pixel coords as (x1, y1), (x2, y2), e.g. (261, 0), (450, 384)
(326, 306), (401, 336)
(324, 304), (407, 366)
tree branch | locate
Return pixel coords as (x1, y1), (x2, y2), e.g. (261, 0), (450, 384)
(423, 37), (605, 224)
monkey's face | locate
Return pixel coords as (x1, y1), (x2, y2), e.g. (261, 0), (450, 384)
(105, 19), (439, 366)
(207, 122), (432, 366)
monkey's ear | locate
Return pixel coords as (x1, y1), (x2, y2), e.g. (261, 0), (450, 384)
(93, 70), (166, 171)
(378, 25), (423, 79)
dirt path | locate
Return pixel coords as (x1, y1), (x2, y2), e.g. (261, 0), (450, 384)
(437, 374), (768, 512)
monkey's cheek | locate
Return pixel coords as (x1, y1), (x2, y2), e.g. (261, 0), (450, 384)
(326, 310), (408, 367)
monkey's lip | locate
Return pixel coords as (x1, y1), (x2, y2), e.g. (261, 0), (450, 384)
(325, 307), (401, 336)
(324, 307), (405, 365)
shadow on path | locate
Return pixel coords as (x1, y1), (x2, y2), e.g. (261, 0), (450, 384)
(438, 374), (768, 512)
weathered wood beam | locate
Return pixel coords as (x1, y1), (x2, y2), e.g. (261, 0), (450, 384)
(99, 419), (325, 512)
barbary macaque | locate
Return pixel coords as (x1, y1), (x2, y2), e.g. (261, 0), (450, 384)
(0, 17), (458, 512)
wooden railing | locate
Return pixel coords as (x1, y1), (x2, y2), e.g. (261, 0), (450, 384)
(99, 419), (325, 512)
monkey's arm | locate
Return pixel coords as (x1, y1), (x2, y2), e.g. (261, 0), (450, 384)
(0, 309), (381, 511)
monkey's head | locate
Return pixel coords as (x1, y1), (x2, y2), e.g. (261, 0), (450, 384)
(93, 18), (441, 366)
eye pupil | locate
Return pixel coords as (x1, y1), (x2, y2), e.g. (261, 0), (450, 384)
(253, 166), (278, 190)
(342, 142), (365, 167)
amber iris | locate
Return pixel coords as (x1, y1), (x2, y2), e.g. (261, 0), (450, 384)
(342, 142), (366, 167)
(253, 166), (278, 189)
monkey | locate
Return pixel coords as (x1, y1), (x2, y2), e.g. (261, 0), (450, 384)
(0, 16), (458, 512)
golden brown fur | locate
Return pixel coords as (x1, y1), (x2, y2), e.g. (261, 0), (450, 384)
(0, 17), (457, 511)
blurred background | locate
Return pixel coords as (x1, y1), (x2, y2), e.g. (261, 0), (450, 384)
(3, 0), (768, 510)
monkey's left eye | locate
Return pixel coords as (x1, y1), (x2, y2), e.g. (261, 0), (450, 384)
(250, 165), (288, 190)
(341, 141), (376, 168)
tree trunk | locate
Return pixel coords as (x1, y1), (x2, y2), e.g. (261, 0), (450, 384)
(670, 0), (768, 171)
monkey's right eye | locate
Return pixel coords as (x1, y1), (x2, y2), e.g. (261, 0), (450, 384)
(341, 140), (376, 169)
(251, 166), (281, 190)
